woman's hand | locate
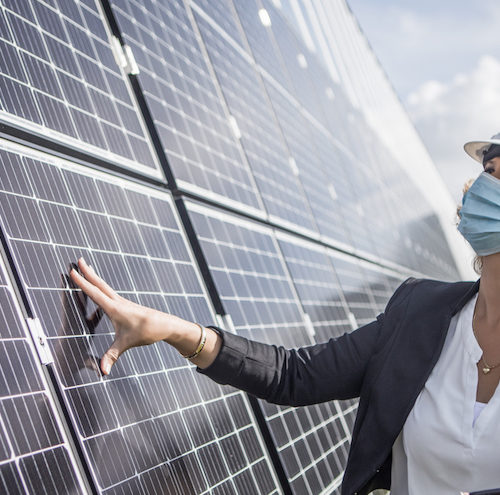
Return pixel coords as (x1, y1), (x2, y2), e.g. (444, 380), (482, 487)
(70, 258), (221, 375)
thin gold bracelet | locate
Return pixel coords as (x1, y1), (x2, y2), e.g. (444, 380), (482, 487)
(182, 324), (207, 360)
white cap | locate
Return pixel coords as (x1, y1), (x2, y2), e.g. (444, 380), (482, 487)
(464, 133), (500, 163)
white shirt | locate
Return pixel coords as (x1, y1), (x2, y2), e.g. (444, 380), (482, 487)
(391, 293), (500, 494)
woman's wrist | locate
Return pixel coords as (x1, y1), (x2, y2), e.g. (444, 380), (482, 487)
(163, 316), (197, 346)
(181, 324), (206, 359)
(161, 316), (221, 368)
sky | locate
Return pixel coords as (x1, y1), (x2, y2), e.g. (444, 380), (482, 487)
(347, 0), (500, 202)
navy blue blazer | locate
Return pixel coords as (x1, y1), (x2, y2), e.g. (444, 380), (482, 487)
(199, 277), (480, 495)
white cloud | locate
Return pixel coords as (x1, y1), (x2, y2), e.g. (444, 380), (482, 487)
(406, 55), (500, 203)
(348, 0), (500, 97)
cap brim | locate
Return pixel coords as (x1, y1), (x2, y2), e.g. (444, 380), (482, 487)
(464, 138), (500, 163)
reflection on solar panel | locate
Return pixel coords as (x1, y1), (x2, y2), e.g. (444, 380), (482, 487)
(108, 0), (264, 214)
(0, 0), (160, 177)
(0, 1), (461, 494)
(262, 80), (353, 250)
(232, 0), (295, 95)
(193, 10), (318, 235)
(0, 250), (86, 494)
(193, 0), (247, 50)
(0, 139), (278, 494)
(259, 0), (328, 129)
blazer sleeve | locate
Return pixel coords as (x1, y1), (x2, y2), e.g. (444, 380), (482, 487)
(197, 277), (416, 406)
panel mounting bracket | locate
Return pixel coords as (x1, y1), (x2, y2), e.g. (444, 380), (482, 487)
(26, 317), (54, 365)
(111, 36), (140, 75)
(288, 157), (299, 177)
(303, 313), (316, 339)
(347, 311), (358, 331)
(215, 313), (236, 334)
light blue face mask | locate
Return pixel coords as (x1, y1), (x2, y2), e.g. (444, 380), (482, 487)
(458, 171), (500, 256)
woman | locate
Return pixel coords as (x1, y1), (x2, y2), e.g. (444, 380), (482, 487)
(70, 134), (500, 495)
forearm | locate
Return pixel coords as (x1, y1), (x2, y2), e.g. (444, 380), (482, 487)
(199, 317), (385, 406)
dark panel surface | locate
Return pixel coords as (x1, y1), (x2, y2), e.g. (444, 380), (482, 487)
(328, 250), (380, 326)
(0, 245), (85, 494)
(276, 234), (351, 344)
(263, 80), (354, 250)
(208, 0), (459, 279)
(194, 11), (318, 235)
(0, 139), (278, 494)
(188, 201), (355, 494)
(0, 0), (159, 177)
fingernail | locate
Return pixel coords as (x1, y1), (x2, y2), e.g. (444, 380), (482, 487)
(103, 363), (110, 375)
(80, 257), (86, 265)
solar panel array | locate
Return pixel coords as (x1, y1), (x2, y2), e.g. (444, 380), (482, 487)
(0, 0), (460, 494)
(0, 140), (280, 494)
(0, 0), (160, 178)
(188, 202), (344, 493)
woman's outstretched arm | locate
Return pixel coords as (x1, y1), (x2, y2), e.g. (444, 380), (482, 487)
(70, 257), (222, 374)
(71, 256), (415, 405)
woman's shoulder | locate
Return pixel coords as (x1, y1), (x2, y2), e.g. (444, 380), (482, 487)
(387, 277), (479, 314)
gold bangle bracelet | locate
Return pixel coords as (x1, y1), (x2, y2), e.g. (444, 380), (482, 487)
(183, 324), (207, 359)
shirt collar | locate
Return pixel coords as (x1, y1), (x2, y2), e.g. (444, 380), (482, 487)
(450, 279), (480, 316)
(459, 292), (482, 360)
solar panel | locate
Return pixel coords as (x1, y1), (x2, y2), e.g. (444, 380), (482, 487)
(293, 43), (355, 149)
(363, 139), (459, 278)
(231, 0), (295, 96)
(0, 2), (463, 494)
(0, 138), (279, 494)
(275, 233), (373, 492)
(108, 0), (265, 215)
(0, 243), (87, 493)
(192, 0), (247, 50)
(415, 213), (459, 279)
(275, 233), (409, 478)
(276, 232), (352, 344)
(327, 250), (382, 326)
(262, 79), (354, 251)
(193, 10), (318, 236)
(187, 200), (357, 494)
(257, 0), (329, 130)
(0, 0), (160, 178)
